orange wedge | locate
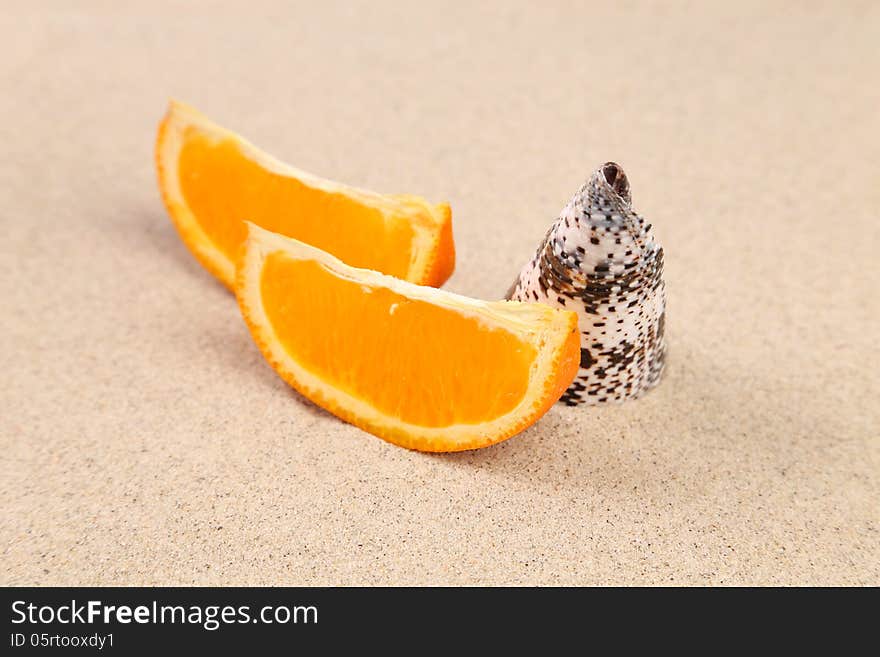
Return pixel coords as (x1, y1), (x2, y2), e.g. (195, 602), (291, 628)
(236, 224), (580, 452)
(156, 100), (455, 289)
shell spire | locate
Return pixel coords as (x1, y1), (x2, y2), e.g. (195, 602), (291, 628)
(507, 162), (666, 405)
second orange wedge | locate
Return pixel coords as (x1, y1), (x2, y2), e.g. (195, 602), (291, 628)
(156, 101), (455, 289)
(236, 224), (580, 452)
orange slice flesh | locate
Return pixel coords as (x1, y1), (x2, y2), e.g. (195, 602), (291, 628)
(236, 224), (580, 452)
(156, 100), (454, 289)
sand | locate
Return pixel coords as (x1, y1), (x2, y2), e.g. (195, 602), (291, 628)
(2, 1), (878, 586)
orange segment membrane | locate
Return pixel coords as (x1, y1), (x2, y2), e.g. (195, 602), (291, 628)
(260, 253), (537, 427)
(177, 129), (416, 279)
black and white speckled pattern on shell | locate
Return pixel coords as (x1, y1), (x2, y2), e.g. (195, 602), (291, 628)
(507, 162), (666, 405)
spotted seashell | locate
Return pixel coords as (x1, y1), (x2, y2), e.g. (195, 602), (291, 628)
(506, 162), (666, 405)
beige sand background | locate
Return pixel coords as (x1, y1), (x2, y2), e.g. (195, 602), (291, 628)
(2, 1), (878, 586)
